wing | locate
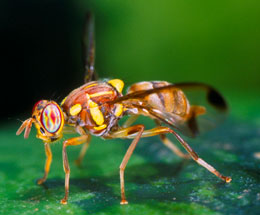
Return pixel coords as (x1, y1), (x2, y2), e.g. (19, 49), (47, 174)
(168, 82), (228, 137)
(107, 82), (228, 137)
(82, 12), (97, 83)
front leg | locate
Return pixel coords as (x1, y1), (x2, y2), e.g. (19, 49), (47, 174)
(37, 143), (52, 185)
(61, 133), (89, 205)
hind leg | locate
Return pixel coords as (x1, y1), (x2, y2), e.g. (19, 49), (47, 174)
(123, 116), (189, 159)
(119, 125), (231, 183)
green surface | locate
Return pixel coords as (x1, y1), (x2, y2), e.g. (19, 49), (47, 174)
(0, 92), (259, 215)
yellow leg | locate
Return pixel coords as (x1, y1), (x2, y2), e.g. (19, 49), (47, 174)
(74, 135), (91, 167)
(169, 129), (231, 183)
(154, 120), (190, 159)
(159, 134), (190, 159)
(63, 126), (92, 167)
(109, 125), (231, 204)
(123, 116), (189, 159)
(60, 132), (90, 205)
(37, 143), (52, 184)
(126, 126), (231, 182)
(108, 124), (145, 204)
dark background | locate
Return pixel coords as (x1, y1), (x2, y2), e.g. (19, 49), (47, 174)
(1, 0), (260, 121)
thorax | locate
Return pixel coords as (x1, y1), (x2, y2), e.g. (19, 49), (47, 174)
(61, 80), (124, 136)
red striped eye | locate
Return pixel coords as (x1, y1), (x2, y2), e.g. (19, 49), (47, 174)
(40, 103), (63, 133)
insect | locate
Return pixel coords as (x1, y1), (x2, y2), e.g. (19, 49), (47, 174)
(16, 13), (231, 205)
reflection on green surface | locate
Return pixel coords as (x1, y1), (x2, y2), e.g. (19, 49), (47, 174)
(0, 92), (259, 214)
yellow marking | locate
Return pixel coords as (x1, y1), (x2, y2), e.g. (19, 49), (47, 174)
(88, 99), (98, 108)
(90, 106), (104, 125)
(94, 124), (107, 130)
(86, 94), (96, 107)
(86, 94), (104, 125)
(89, 91), (113, 98)
(108, 79), (124, 93)
(84, 83), (97, 89)
(69, 104), (82, 116)
(114, 104), (123, 117)
(61, 96), (67, 106)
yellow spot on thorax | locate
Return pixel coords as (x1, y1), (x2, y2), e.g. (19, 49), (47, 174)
(108, 79), (124, 93)
(86, 94), (105, 126)
(69, 104), (82, 116)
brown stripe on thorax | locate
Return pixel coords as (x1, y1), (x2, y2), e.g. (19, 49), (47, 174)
(84, 84), (118, 104)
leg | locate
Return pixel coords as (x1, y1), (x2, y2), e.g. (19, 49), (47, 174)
(63, 126), (92, 167)
(74, 135), (91, 167)
(169, 129), (231, 183)
(159, 134), (190, 159)
(37, 143), (52, 184)
(61, 133), (90, 205)
(154, 120), (190, 159)
(108, 124), (145, 204)
(123, 117), (189, 159)
(114, 126), (231, 183)
(122, 115), (139, 128)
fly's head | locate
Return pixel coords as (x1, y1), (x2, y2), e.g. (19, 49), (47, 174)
(16, 100), (64, 143)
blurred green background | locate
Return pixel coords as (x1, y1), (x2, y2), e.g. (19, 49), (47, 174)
(0, 0), (259, 215)
(1, 0), (260, 118)
(85, 0), (260, 90)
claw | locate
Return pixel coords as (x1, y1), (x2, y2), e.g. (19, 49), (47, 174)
(37, 178), (45, 185)
(60, 198), (68, 205)
(120, 199), (128, 205)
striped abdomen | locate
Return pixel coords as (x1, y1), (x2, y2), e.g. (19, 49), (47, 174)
(127, 81), (190, 117)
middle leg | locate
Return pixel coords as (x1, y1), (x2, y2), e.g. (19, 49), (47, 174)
(108, 124), (145, 204)
(74, 135), (91, 167)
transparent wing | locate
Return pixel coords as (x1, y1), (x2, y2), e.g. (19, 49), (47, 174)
(170, 82), (228, 137)
(108, 82), (228, 137)
(83, 12), (96, 83)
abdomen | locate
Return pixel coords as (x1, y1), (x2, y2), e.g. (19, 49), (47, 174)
(127, 81), (190, 117)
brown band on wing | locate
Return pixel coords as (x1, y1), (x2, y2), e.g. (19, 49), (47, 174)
(207, 89), (227, 111)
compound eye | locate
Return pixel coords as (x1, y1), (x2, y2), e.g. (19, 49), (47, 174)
(40, 103), (63, 133)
